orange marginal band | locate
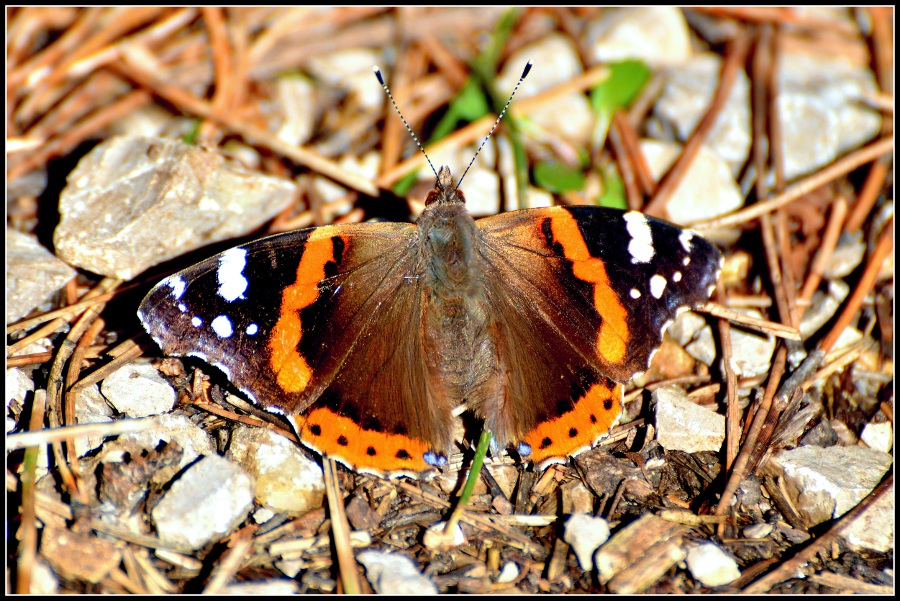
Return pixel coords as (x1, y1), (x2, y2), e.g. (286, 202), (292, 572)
(269, 228), (340, 394)
(522, 379), (622, 464)
(293, 407), (433, 475)
(549, 212), (629, 364)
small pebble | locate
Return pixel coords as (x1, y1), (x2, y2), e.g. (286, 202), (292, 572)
(357, 551), (438, 595)
(685, 543), (741, 587)
(563, 513), (611, 571)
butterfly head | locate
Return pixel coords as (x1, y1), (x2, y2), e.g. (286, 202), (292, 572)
(425, 165), (466, 207)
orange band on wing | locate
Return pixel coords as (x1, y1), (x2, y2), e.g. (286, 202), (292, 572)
(269, 229), (340, 393)
(293, 407), (433, 476)
(549, 213), (629, 363)
(522, 379), (622, 464)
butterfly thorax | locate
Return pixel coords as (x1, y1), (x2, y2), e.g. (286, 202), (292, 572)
(418, 204), (483, 298)
(417, 168), (484, 301)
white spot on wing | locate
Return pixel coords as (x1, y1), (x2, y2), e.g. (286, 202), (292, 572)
(679, 229), (694, 252)
(673, 271), (682, 282)
(650, 274), (667, 299)
(191, 316), (203, 327)
(683, 256), (691, 266)
(188, 350), (209, 362)
(646, 313), (682, 367)
(630, 288), (641, 299)
(211, 315), (234, 338)
(235, 387), (257, 403)
(623, 211), (654, 264)
(165, 276), (187, 300)
(246, 323), (258, 335)
(178, 303), (187, 313)
(217, 248), (249, 302)
(268, 404), (288, 416)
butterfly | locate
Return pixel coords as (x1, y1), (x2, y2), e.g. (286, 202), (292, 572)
(139, 60), (721, 477)
(138, 162), (721, 477)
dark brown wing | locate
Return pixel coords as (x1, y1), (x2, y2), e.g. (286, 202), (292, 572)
(139, 222), (453, 476)
(472, 206), (721, 463)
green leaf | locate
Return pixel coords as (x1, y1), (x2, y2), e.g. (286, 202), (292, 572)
(410, 9), (527, 203)
(430, 7), (521, 144)
(590, 59), (651, 113)
(430, 77), (491, 142)
(596, 164), (628, 209)
(533, 160), (585, 193)
(391, 170), (421, 197)
(182, 119), (202, 145)
(471, 7), (520, 79)
(590, 60), (652, 150)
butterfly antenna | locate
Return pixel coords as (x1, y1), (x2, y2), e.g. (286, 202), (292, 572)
(457, 59), (533, 188)
(373, 66), (441, 186)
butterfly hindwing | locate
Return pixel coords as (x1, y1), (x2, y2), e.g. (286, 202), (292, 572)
(476, 272), (625, 464)
(291, 241), (459, 475)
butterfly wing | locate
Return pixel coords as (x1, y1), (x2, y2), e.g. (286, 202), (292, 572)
(138, 222), (452, 476)
(473, 206), (721, 464)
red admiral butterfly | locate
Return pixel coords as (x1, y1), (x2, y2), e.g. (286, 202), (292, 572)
(138, 63), (722, 477)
